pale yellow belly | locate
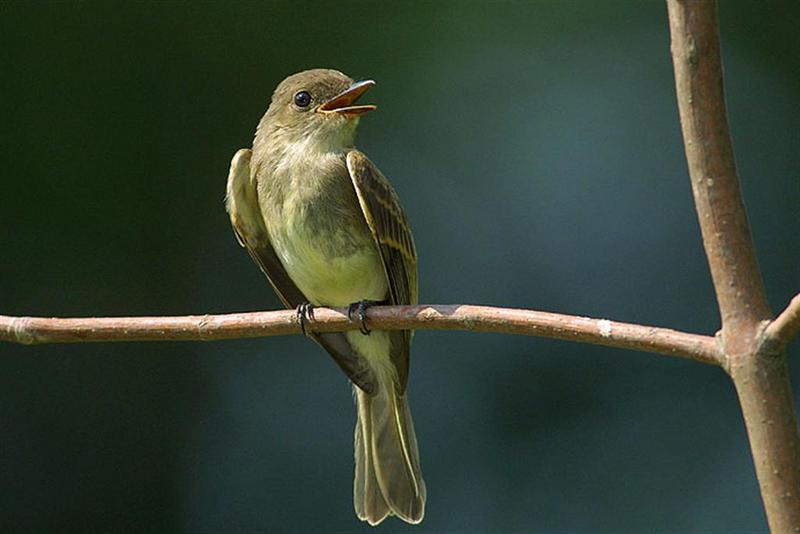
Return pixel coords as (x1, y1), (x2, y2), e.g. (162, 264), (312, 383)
(275, 225), (394, 366)
(270, 222), (387, 307)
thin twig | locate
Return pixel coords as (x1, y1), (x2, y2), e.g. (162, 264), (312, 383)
(0, 305), (722, 366)
(764, 293), (800, 349)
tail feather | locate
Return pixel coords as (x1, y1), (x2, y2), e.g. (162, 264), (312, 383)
(354, 387), (391, 525)
(354, 385), (426, 525)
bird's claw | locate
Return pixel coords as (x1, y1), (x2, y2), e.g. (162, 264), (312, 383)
(296, 302), (315, 336)
(348, 300), (377, 335)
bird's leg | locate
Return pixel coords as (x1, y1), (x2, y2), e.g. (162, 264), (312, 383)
(347, 300), (381, 336)
(296, 302), (315, 336)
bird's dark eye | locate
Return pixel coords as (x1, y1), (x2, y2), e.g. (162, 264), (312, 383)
(294, 91), (312, 108)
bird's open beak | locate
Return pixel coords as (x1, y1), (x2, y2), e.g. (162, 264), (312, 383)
(317, 80), (376, 116)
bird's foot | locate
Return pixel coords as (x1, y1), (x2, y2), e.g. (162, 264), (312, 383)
(347, 300), (380, 335)
(296, 302), (315, 336)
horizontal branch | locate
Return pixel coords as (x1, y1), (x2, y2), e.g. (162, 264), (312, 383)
(0, 304), (722, 366)
(764, 292), (800, 350)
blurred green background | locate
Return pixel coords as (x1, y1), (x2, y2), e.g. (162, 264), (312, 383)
(1, 1), (798, 532)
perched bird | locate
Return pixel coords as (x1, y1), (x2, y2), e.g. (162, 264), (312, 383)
(225, 69), (425, 525)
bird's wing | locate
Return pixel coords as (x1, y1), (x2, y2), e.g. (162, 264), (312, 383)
(226, 149), (305, 307)
(226, 148), (377, 395)
(346, 150), (418, 392)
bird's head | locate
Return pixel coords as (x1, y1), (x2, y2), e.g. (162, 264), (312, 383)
(258, 69), (376, 153)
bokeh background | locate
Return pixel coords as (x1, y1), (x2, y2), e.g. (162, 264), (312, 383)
(1, 1), (798, 532)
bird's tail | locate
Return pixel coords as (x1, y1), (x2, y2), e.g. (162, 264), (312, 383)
(354, 380), (426, 525)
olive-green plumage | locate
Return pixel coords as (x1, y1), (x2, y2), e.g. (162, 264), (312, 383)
(225, 69), (424, 525)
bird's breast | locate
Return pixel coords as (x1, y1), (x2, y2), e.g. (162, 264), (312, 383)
(264, 163), (387, 307)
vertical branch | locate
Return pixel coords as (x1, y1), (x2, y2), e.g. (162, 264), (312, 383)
(667, 0), (770, 334)
(667, 1), (800, 531)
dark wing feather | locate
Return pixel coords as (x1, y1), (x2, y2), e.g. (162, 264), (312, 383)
(226, 148), (377, 394)
(346, 150), (418, 392)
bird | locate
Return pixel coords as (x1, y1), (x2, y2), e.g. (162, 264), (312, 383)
(225, 68), (425, 525)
